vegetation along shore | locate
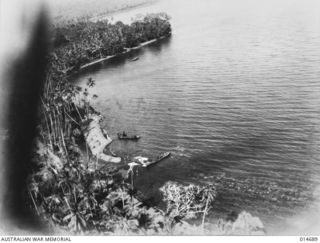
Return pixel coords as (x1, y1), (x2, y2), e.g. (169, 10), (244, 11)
(27, 12), (265, 235)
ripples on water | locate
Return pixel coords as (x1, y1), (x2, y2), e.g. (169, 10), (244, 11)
(75, 0), (320, 232)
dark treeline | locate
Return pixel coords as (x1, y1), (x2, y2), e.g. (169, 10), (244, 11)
(51, 13), (171, 73)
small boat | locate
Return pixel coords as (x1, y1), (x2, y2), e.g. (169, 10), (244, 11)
(129, 56), (139, 62)
(117, 133), (140, 140)
(142, 152), (171, 167)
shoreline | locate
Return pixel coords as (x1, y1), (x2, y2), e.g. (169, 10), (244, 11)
(79, 34), (170, 70)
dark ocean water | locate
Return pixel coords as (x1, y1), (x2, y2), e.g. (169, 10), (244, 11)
(75, 0), (320, 233)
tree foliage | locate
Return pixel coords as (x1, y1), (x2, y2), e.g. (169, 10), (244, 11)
(51, 13), (172, 73)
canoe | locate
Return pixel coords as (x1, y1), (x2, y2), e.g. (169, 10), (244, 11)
(142, 152), (171, 167)
(129, 56), (139, 62)
(117, 133), (140, 140)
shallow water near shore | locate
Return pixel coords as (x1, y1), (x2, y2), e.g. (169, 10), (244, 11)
(75, 0), (320, 234)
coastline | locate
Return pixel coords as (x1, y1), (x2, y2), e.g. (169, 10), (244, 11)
(79, 34), (170, 70)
